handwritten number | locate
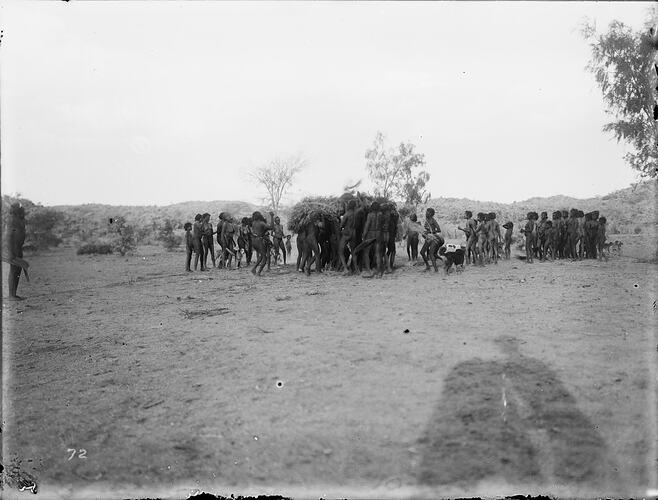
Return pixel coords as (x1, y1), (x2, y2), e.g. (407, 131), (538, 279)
(67, 448), (87, 460)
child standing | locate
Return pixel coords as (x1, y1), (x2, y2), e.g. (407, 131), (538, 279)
(192, 214), (205, 271)
(521, 212), (536, 263)
(184, 222), (194, 272)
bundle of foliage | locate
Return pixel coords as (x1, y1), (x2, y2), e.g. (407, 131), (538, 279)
(287, 196), (341, 232)
(77, 243), (114, 255)
(156, 219), (182, 251)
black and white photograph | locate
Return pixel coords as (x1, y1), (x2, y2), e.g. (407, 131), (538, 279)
(1, 1), (657, 499)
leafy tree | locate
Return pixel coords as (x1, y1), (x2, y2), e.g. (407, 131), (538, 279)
(157, 218), (182, 251)
(398, 142), (432, 205)
(250, 155), (306, 212)
(365, 132), (431, 204)
(109, 216), (137, 256)
(582, 19), (658, 178)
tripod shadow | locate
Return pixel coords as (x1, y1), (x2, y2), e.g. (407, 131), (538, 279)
(416, 336), (622, 492)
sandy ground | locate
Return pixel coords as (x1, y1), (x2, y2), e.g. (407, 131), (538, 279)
(2, 234), (657, 499)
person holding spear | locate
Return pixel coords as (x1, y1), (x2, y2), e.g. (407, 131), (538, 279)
(3, 203), (29, 300)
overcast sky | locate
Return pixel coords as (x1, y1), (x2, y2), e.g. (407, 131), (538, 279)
(0, 1), (652, 207)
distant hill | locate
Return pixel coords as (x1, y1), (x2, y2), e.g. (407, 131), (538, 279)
(52, 200), (262, 227)
(419, 180), (656, 235)
(46, 200), (265, 244)
(2, 181), (655, 250)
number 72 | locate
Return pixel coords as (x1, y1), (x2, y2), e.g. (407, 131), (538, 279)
(67, 448), (87, 460)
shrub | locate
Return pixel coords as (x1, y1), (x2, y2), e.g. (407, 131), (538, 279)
(25, 208), (65, 250)
(109, 217), (137, 256)
(157, 219), (182, 251)
(77, 243), (113, 255)
(633, 226), (642, 234)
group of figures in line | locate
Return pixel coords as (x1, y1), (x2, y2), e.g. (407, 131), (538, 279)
(517, 209), (611, 264)
(452, 208), (613, 267)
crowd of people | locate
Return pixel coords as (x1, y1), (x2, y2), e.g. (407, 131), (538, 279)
(184, 211), (290, 275)
(0, 200), (619, 301)
(182, 202), (614, 278)
(0, 199), (619, 300)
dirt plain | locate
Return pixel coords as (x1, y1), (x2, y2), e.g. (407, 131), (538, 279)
(2, 234), (657, 499)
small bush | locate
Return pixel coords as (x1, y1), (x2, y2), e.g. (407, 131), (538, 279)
(157, 219), (183, 251)
(633, 226), (642, 234)
(109, 217), (137, 256)
(77, 243), (113, 255)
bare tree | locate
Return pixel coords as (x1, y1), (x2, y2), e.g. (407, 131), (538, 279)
(250, 155), (306, 213)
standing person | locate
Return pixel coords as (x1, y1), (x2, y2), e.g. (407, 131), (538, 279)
(521, 212), (536, 263)
(338, 200), (357, 274)
(576, 210), (586, 260)
(250, 211), (272, 276)
(5, 203), (27, 300)
(560, 210), (570, 258)
(192, 214), (206, 271)
(475, 212), (489, 265)
(360, 201), (380, 277)
(377, 203), (393, 276)
(565, 209), (579, 261)
(221, 217), (238, 269)
(542, 220), (555, 261)
(271, 216), (287, 266)
(419, 208), (441, 266)
(403, 213), (422, 262)
(458, 210), (478, 265)
(420, 208), (443, 272)
(596, 215), (608, 261)
(285, 235), (293, 259)
(549, 211), (561, 259)
(385, 205), (399, 272)
(487, 212), (501, 264)
(201, 213), (217, 268)
(184, 222), (194, 272)
(237, 217), (253, 267)
(216, 213), (227, 268)
(537, 212), (549, 261)
(502, 221), (514, 260)
(585, 211), (600, 259)
(551, 210), (562, 259)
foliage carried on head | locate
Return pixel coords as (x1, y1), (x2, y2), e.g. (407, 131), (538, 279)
(287, 196), (341, 232)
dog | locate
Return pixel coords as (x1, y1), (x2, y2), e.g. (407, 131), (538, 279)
(601, 241), (614, 254)
(610, 240), (623, 255)
(438, 244), (466, 274)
